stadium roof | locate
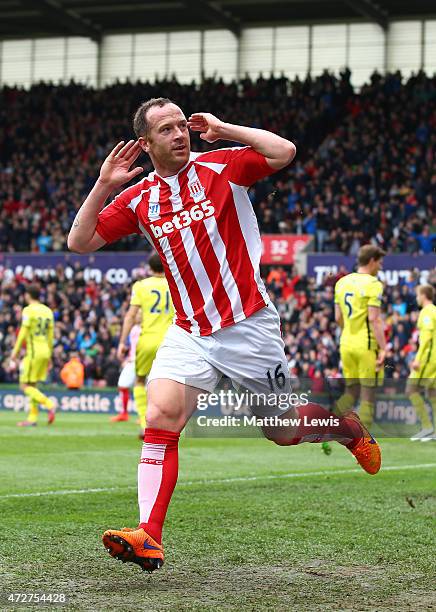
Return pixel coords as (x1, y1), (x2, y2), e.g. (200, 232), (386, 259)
(0, 0), (435, 41)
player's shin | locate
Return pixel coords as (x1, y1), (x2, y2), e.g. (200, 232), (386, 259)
(28, 399), (39, 423)
(410, 392), (432, 429)
(23, 386), (53, 410)
(359, 400), (375, 429)
(334, 391), (356, 416)
(120, 387), (129, 415)
(429, 391), (436, 428)
(134, 384), (147, 429)
(269, 402), (364, 448)
(138, 428), (180, 545)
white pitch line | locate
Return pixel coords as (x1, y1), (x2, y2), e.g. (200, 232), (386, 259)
(0, 463), (435, 500)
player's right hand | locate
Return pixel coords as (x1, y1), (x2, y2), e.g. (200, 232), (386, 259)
(117, 343), (128, 362)
(7, 358), (17, 372)
(99, 140), (143, 189)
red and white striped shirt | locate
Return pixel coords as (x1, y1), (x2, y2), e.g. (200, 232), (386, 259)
(96, 146), (276, 336)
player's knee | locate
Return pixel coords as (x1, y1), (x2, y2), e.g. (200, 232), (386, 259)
(406, 383), (418, 396)
(146, 401), (184, 430)
(262, 428), (298, 446)
(269, 435), (297, 446)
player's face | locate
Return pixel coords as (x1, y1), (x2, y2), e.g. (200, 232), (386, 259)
(416, 290), (423, 307)
(369, 257), (383, 276)
(141, 104), (190, 173)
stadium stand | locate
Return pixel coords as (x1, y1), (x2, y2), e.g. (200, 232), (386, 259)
(1, 71), (435, 254)
(1, 261), (434, 385)
(0, 70), (435, 385)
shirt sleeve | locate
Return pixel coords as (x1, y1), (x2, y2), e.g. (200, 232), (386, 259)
(367, 280), (383, 308)
(21, 309), (31, 328)
(130, 282), (142, 307)
(224, 147), (277, 186)
(419, 311), (434, 333)
(416, 311), (433, 360)
(95, 189), (141, 244)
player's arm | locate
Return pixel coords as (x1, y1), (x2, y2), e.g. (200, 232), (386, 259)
(368, 306), (386, 370)
(412, 326), (433, 370)
(117, 305), (140, 361)
(188, 113), (296, 170)
(335, 304), (344, 329)
(47, 320), (54, 357)
(9, 325), (29, 367)
(67, 140), (143, 253)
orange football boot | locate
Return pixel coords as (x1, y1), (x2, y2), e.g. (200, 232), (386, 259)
(346, 411), (381, 475)
(102, 527), (164, 572)
(110, 413), (129, 422)
(47, 409), (56, 425)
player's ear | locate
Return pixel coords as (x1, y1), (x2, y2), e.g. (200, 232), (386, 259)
(138, 136), (150, 153)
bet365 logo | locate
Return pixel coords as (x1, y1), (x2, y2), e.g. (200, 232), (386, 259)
(150, 200), (215, 238)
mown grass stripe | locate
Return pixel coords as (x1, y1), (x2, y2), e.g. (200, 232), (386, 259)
(1, 463), (435, 500)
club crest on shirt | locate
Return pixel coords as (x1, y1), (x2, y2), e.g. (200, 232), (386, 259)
(188, 177), (206, 203)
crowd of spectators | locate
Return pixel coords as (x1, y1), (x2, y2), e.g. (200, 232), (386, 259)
(1, 69), (434, 255)
(0, 70), (435, 386)
(0, 263), (434, 387)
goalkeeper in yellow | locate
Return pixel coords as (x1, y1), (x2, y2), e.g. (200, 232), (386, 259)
(8, 284), (55, 427)
(334, 245), (386, 428)
(407, 284), (436, 442)
(117, 253), (174, 436)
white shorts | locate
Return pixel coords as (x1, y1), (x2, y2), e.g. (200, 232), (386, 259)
(118, 362), (136, 389)
(148, 305), (291, 416)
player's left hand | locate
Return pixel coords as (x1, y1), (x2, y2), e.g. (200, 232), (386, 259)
(375, 349), (386, 372)
(8, 358), (17, 372)
(188, 113), (224, 143)
(411, 359), (420, 371)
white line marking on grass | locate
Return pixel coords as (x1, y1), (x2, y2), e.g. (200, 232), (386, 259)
(1, 463), (435, 500)
(180, 463), (436, 486)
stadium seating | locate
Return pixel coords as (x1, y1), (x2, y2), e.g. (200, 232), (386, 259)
(0, 70), (435, 384)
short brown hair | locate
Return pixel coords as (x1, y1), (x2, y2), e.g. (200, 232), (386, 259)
(148, 252), (164, 274)
(26, 283), (40, 300)
(357, 245), (386, 266)
(417, 284), (435, 302)
(133, 97), (174, 138)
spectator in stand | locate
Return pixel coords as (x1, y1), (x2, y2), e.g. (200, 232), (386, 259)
(2, 70), (434, 254)
(1, 71), (435, 384)
(60, 353), (85, 389)
(410, 225), (436, 254)
(0, 265), (434, 386)
(36, 229), (53, 253)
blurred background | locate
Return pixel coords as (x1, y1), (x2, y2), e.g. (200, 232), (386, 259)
(0, 0), (435, 391)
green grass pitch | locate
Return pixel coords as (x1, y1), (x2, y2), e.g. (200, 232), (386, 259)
(0, 411), (435, 611)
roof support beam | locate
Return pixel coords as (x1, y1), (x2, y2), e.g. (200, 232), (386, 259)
(343, 0), (389, 30)
(19, 0), (102, 41)
(183, 0), (241, 37)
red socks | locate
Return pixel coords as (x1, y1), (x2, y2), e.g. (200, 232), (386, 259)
(291, 402), (363, 448)
(119, 388), (129, 414)
(138, 428), (180, 545)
